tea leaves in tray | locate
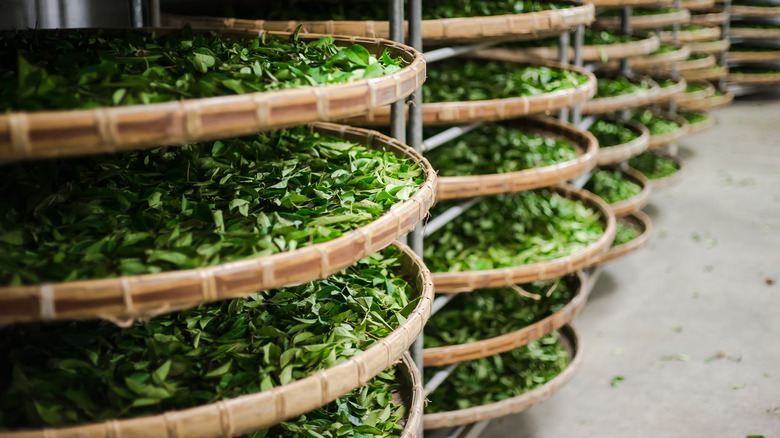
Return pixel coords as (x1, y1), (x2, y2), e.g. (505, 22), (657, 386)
(650, 44), (679, 55)
(632, 110), (681, 136)
(0, 27), (403, 112)
(599, 7), (682, 17)
(613, 219), (641, 247)
(0, 247), (417, 429)
(584, 169), (642, 205)
(629, 152), (679, 180)
(594, 76), (651, 99)
(0, 126), (422, 285)
(423, 278), (575, 348)
(685, 81), (709, 93)
(588, 119), (640, 148)
(252, 368), (406, 438)
(423, 190), (604, 273)
(424, 124), (577, 176)
(678, 110), (710, 125)
(423, 61), (588, 102)
(424, 333), (570, 412)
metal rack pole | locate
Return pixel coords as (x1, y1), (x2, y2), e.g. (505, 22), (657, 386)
(389, 0), (407, 144)
(558, 32), (571, 121)
(572, 24), (585, 125)
(720, 0), (732, 92)
(620, 6), (633, 76)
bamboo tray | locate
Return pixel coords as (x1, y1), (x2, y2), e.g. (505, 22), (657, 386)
(674, 80), (716, 103)
(653, 75), (688, 101)
(478, 33), (659, 62)
(681, 64), (728, 81)
(0, 123), (437, 324)
(646, 112), (691, 149)
(646, 153), (685, 190)
(730, 27), (780, 39)
(659, 26), (722, 43)
(430, 186), (616, 293)
(581, 76), (661, 115)
(436, 117), (598, 200)
(688, 38), (731, 54)
(605, 166), (653, 218)
(162, 1), (595, 46)
(681, 0), (717, 10)
(0, 28), (425, 162)
(686, 112), (716, 134)
(628, 45), (691, 68)
(689, 10), (730, 26)
(595, 10), (691, 30)
(423, 273), (587, 367)
(678, 90), (734, 110)
(596, 119), (651, 166)
(397, 353), (425, 438)
(591, 211), (652, 266)
(732, 4), (780, 16)
(0, 244), (433, 438)
(671, 54), (718, 71)
(728, 70), (780, 85)
(423, 324), (583, 430)
(728, 48), (780, 63)
(345, 59), (597, 127)
(586, 0), (673, 6)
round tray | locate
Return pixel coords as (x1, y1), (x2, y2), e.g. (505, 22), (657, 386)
(0, 123), (437, 324)
(346, 58), (597, 127)
(728, 48), (780, 63)
(591, 211), (653, 266)
(423, 272), (587, 367)
(581, 76), (661, 115)
(686, 111), (716, 134)
(628, 44), (691, 68)
(681, 0), (718, 10)
(689, 10), (730, 26)
(162, 1), (596, 46)
(398, 353), (425, 438)
(595, 9), (691, 30)
(732, 4), (780, 16)
(436, 117), (598, 200)
(660, 26), (722, 43)
(728, 70), (780, 84)
(587, 0), (672, 6)
(646, 112), (691, 149)
(0, 28), (425, 162)
(422, 324), (583, 430)
(688, 38), (731, 54)
(605, 166), (653, 218)
(0, 243), (433, 438)
(653, 75), (688, 101)
(675, 54), (718, 71)
(596, 119), (651, 166)
(430, 185), (616, 293)
(480, 33), (660, 62)
(646, 153), (685, 190)
(730, 27), (780, 39)
(681, 64), (728, 80)
(675, 79), (716, 102)
(678, 90), (734, 110)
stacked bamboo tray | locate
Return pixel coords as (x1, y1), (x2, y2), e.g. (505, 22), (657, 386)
(727, 0), (780, 90)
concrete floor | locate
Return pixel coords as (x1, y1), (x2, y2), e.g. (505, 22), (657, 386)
(481, 96), (780, 437)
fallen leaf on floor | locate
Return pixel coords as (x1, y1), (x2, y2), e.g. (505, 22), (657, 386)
(612, 348), (623, 356)
(746, 434), (765, 438)
(611, 376), (624, 388)
(733, 383), (746, 390)
(678, 354), (691, 362)
(766, 278), (775, 286)
(672, 326), (683, 333)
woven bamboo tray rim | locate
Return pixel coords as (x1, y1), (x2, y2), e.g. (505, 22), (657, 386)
(0, 123), (437, 324)
(674, 79), (716, 102)
(596, 119), (650, 165)
(730, 27), (780, 38)
(660, 26), (722, 43)
(728, 49), (780, 62)
(690, 10), (730, 25)
(732, 4), (780, 16)
(345, 58), (597, 127)
(646, 112), (691, 149)
(628, 45), (691, 67)
(162, 1), (595, 46)
(398, 353), (425, 438)
(676, 54), (717, 71)
(422, 324), (582, 430)
(436, 116), (598, 200)
(474, 33), (659, 63)
(591, 211), (652, 266)
(0, 28), (425, 162)
(678, 90), (734, 110)
(0, 242), (433, 438)
(581, 76), (661, 114)
(686, 112), (716, 134)
(688, 38), (731, 54)
(595, 9), (691, 29)
(587, 0), (673, 6)
(646, 153), (685, 190)
(681, 0), (718, 10)
(605, 166), (653, 218)
(728, 71), (780, 84)
(681, 64), (728, 80)
(430, 185), (616, 293)
(652, 75), (688, 101)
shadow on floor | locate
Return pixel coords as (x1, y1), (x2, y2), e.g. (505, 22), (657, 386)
(677, 145), (695, 160)
(587, 270), (619, 302)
